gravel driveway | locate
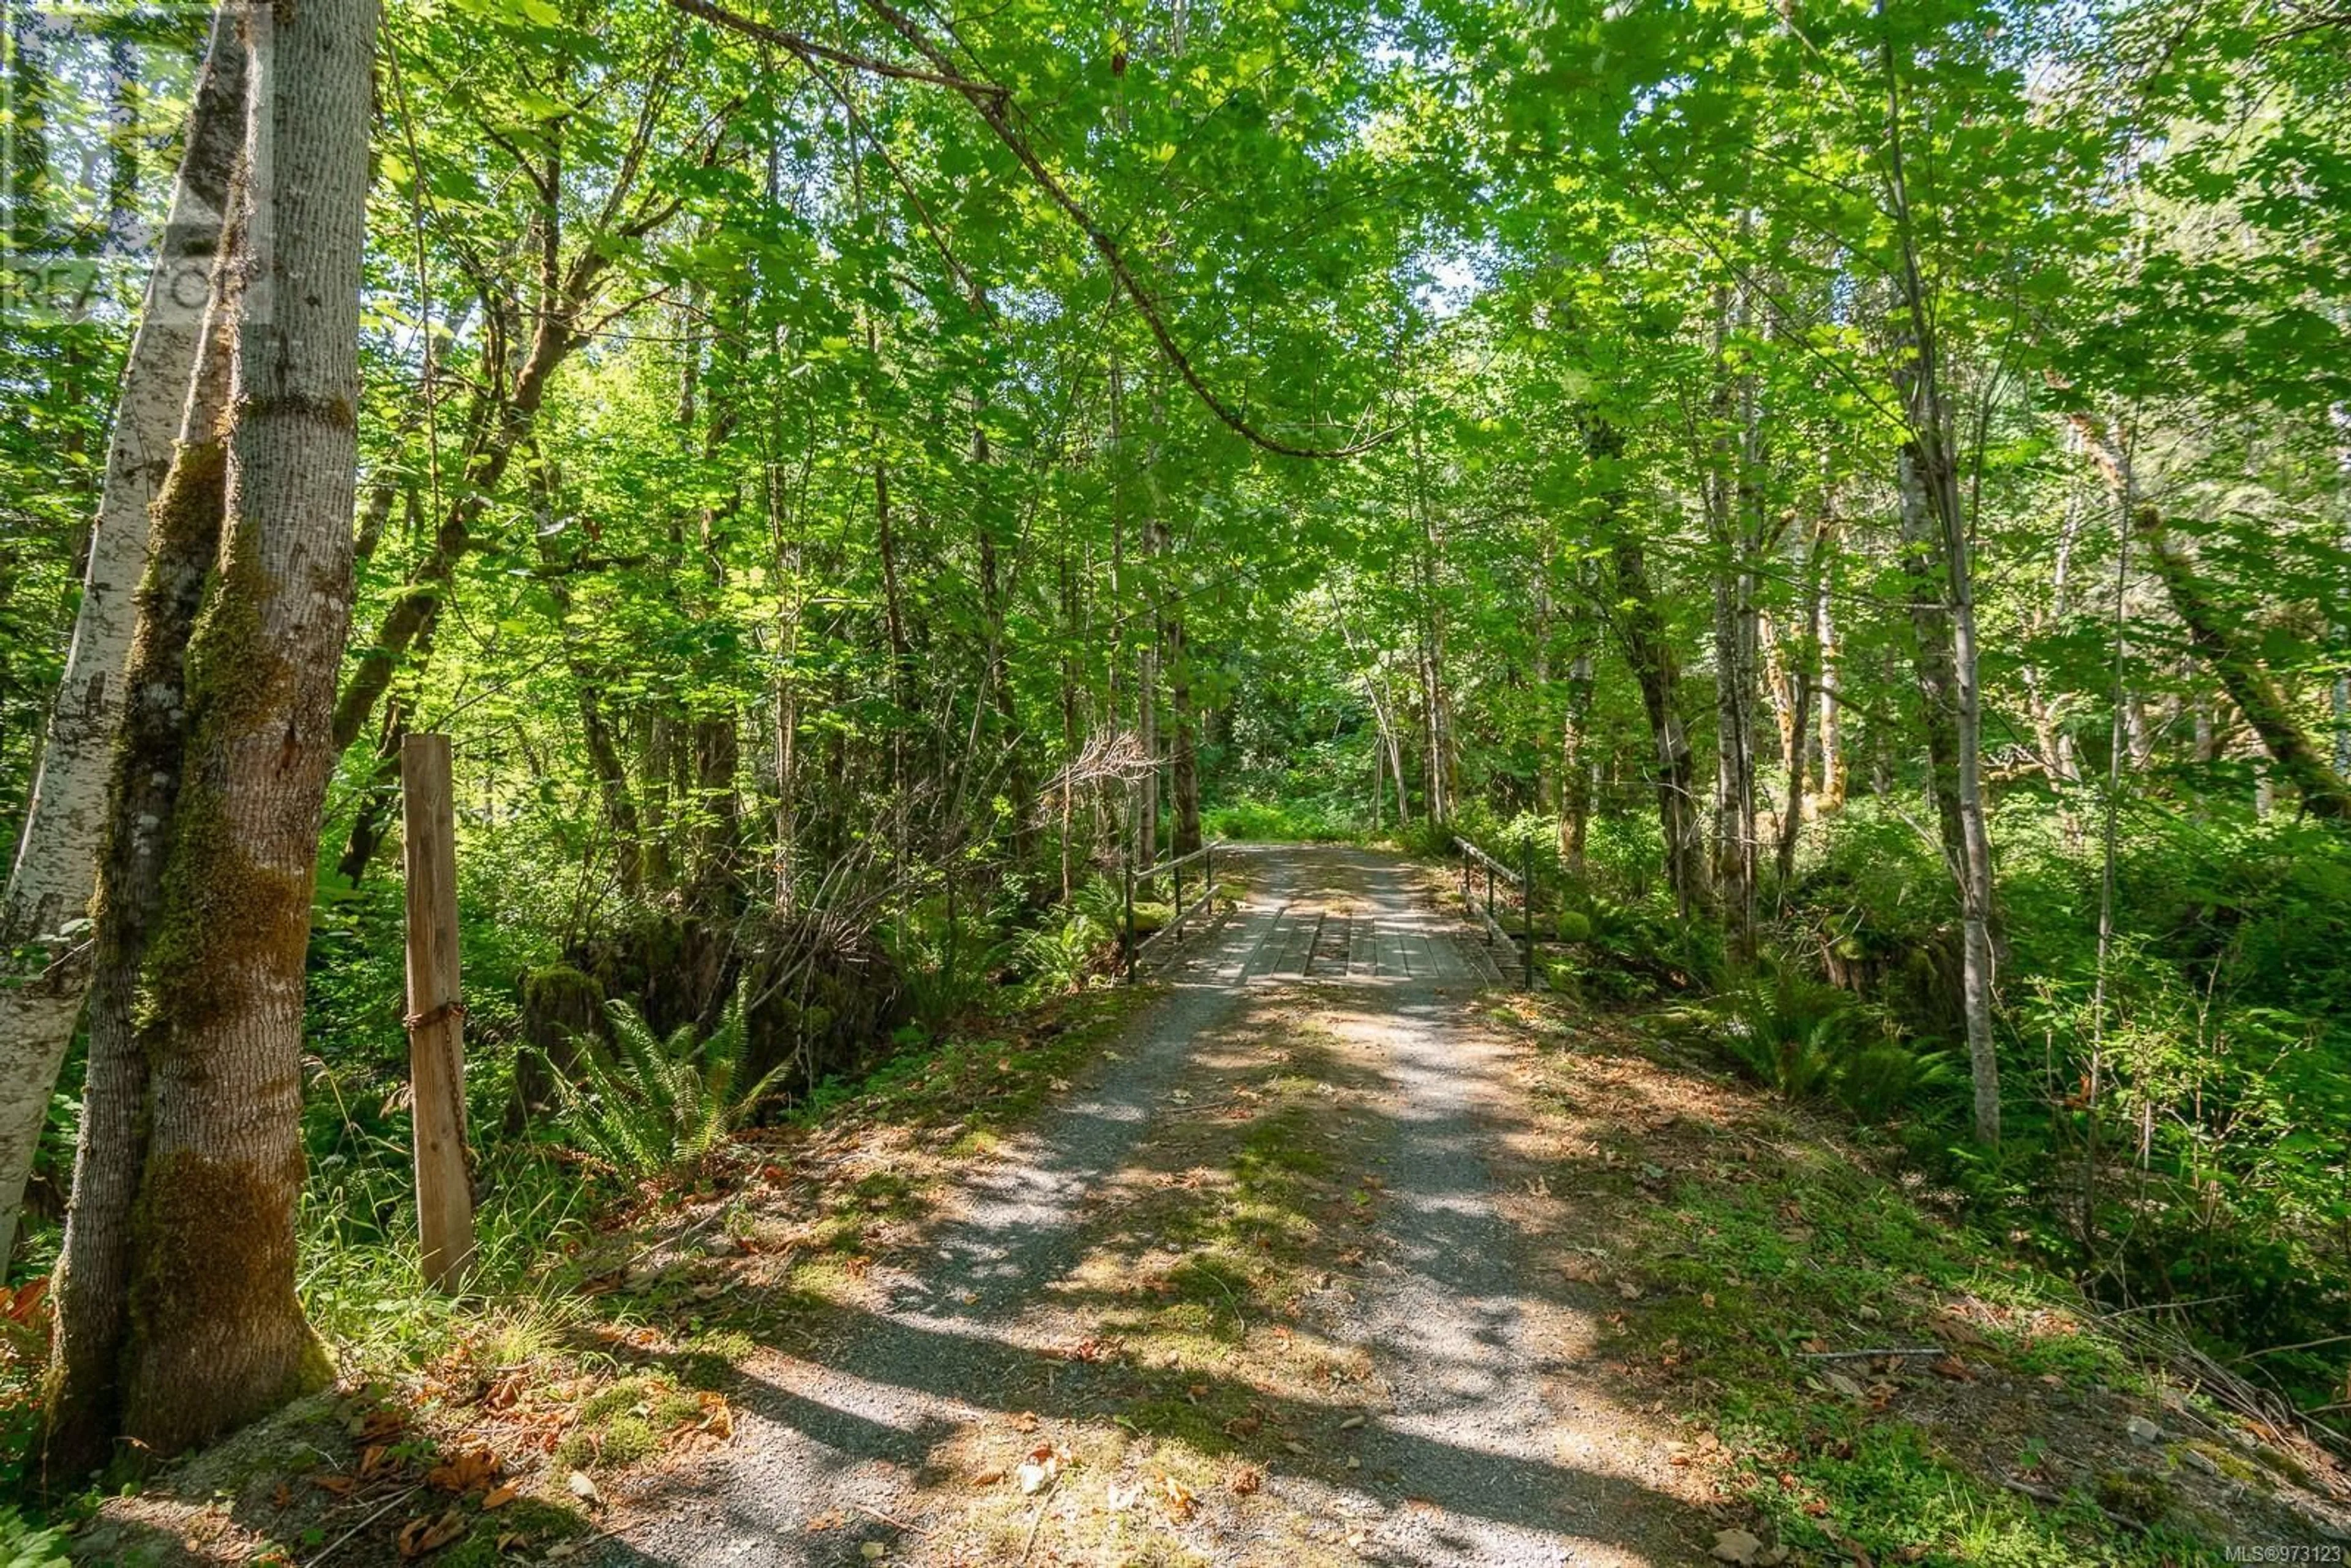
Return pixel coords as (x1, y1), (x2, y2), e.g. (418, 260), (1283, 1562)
(594, 846), (1700, 1567)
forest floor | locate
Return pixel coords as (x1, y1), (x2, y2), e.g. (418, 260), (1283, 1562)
(69, 846), (2351, 1567)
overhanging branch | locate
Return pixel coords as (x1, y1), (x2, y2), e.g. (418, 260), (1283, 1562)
(665, 0), (1395, 460)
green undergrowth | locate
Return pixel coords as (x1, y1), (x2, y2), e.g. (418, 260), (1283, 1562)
(0, 1507), (64, 1568)
(1621, 1171), (2207, 1564)
(808, 984), (1144, 1146)
(1201, 797), (1362, 842)
(21, 954), (1163, 1561)
(1419, 789), (2351, 1431)
(1496, 993), (2338, 1567)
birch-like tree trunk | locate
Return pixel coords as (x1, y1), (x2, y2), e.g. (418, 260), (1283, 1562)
(1815, 541), (1847, 813)
(1709, 283), (1763, 964)
(0, 10), (246, 1267)
(1559, 566), (1597, 871)
(2334, 411), (2351, 778)
(1883, 14), (1999, 1143)
(1775, 511), (1832, 887)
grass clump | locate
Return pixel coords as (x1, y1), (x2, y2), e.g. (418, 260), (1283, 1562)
(555, 1375), (703, 1470)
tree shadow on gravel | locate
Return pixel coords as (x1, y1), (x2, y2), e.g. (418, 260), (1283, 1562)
(590, 1299), (1704, 1564)
(583, 847), (1714, 1565)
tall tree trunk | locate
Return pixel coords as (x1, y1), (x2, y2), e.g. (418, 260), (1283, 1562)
(1615, 534), (1709, 919)
(51, 0), (374, 1468)
(1136, 468), (1161, 864)
(532, 461), (645, 891)
(1884, 18), (1998, 1142)
(47, 252), (240, 1479)
(1816, 543), (1847, 813)
(1169, 617), (1202, 857)
(1560, 624), (1595, 871)
(690, 715), (742, 913)
(1777, 661), (1815, 890)
(682, 293), (744, 917)
(1709, 283), (1761, 964)
(2023, 451), (2087, 785)
(1057, 540), (1079, 899)
(1341, 620), (1411, 833)
(1587, 416), (1706, 913)
(1894, 438), (2000, 1140)
(2334, 410), (2351, 778)
(1776, 511), (1832, 888)
(1534, 576), (1557, 819)
(1897, 446), (1968, 872)
(1136, 635), (1160, 862)
(768, 481), (803, 910)
(0, 12), (245, 1268)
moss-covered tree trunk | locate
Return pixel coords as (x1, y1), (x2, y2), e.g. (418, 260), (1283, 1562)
(0, 9), (246, 1269)
(47, 0), (377, 1473)
(1559, 641), (1595, 869)
(1815, 538), (1847, 814)
(509, 966), (605, 1133)
(1613, 531), (1709, 920)
(46, 249), (240, 1481)
(1588, 416), (1708, 917)
(2134, 505), (2351, 822)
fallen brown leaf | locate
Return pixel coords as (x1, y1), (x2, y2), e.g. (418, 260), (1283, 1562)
(396, 1509), (465, 1559)
(426, 1444), (500, 1493)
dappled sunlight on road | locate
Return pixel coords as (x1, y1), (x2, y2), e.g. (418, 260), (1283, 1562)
(589, 846), (1708, 1567)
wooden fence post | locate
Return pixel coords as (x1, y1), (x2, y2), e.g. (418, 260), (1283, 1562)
(402, 732), (475, 1290)
(1123, 853), (1137, 985)
(1521, 841), (1537, 990)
